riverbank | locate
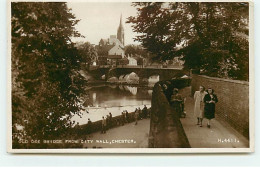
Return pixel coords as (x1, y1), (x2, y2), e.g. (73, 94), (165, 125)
(71, 104), (151, 125)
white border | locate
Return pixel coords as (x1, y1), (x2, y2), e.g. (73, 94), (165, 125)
(6, 0), (255, 154)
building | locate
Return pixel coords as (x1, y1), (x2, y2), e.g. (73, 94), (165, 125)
(99, 35), (123, 48)
(97, 15), (125, 65)
(127, 55), (137, 66)
(117, 14), (125, 46)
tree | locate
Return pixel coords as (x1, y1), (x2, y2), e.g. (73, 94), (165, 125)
(12, 2), (86, 147)
(76, 42), (98, 65)
(127, 2), (249, 80)
(125, 44), (154, 65)
(125, 44), (148, 57)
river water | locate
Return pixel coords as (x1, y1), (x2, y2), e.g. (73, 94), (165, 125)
(71, 84), (153, 125)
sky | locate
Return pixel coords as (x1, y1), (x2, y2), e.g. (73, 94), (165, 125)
(67, 2), (140, 45)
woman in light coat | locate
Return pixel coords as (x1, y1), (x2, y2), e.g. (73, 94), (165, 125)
(194, 86), (207, 127)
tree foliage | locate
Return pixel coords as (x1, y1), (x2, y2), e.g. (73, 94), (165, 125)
(125, 44), (153, 63)
(12, 2), (86, 146)
(127, 2), (249, 80)
(76, 42), (98, 65)
(125, 44), (147, 57)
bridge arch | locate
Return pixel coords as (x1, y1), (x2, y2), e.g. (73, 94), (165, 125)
(88, 66), (187, 82)
(124, 72), (139, 84)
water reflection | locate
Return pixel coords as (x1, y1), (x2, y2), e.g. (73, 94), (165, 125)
(148, 90), (153, 96)
(92, 92), (96, 102)
(125, 86), (137, 95)
(119, 85), (124, 91)
(108, 84), (117, 89)
(71, 84), (152, 124)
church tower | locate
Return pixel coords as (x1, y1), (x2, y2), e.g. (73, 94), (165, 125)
(117, 14), (125, 46)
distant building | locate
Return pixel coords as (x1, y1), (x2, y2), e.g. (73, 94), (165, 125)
(108, 44), (124, 57)
(97, 15), (125, 65)
(99, 35), (123, 48)
(127, 55), (137, 66)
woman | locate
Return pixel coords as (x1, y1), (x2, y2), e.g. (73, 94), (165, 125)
(170, 88), (183, 118)
(203, 88), (218, 128)
(194, 86), (207, 127)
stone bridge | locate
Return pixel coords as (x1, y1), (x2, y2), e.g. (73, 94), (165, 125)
(88, 65), (188, 82)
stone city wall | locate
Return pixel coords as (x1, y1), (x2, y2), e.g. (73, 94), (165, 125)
(149, 79), (191, 148)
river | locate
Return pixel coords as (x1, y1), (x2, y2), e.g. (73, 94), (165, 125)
(71, 84), (153, 125)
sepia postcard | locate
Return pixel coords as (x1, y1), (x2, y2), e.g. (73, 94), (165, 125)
(7, 0), (254, 153)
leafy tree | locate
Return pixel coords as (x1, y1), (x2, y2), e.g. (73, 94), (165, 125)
(127, 2), (249, 80)
(12, 2), (86, 147)
(125, 44), (136, 56)
(125, 44), (149, 57)
(76, 42), (98, 65)
(125, 44), (154, 65)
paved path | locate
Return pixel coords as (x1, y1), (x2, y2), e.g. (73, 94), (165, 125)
(179, 87), (249, 148)
(82, 119), (150, 148)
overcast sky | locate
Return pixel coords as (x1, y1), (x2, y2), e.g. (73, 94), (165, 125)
(67, 2), (140, 45)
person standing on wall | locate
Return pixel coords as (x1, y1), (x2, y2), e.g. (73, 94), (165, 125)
(121, 111), (125, 126)
(109, 112), (113, 127)
(203, 88), (218, 128)
(194, 86), (207, 127)
(138, 107), (142, 120)
(134, 108), (139, 125)
(125, 110), (129, 123)
(170, 88), (183, 118)
(87, 118), (92, 135)
(106, 115), (110, 130)
(161, 83), (171, 102)
(101, 116), (107, 134)
(142, 105), (148, 119)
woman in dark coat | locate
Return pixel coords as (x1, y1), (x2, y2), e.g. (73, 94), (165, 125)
(203, 88), (218, 128)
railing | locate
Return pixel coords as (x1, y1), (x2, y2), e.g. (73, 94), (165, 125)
(88, 64), (183, 70)
(74, 110), (151, 135)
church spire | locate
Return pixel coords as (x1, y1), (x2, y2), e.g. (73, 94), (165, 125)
(117, 14), (125, 46)
(119, 14), (123, 27)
